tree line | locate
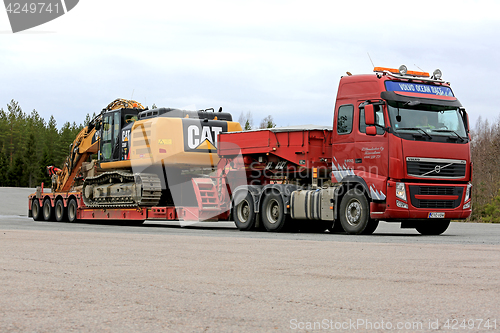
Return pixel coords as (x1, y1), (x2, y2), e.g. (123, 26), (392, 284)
(0, 100), (83, 188)
(469, 117), (500, 222)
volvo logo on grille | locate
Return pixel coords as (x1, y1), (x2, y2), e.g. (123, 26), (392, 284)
(424, 163), (452, 176)
(406, 157), (467, 179)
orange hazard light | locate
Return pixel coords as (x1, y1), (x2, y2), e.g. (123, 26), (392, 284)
(374, 66), (430, 78)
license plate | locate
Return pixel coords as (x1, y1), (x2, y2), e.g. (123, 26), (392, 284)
(428, 212), (445, 218)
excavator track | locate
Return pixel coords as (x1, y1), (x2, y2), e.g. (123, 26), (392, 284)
(82, 171), (162, 208)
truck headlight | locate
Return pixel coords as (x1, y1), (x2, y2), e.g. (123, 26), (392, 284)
(396, 182), (407, 201)
(464, 183), (472, 202)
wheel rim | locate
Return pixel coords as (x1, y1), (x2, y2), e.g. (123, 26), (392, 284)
(345, 199), (361, 226)
(237, 199), (250, 223)
(266, 199), (280, 225)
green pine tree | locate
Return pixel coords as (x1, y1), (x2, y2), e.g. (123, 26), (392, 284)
(0, 151), (8, 186)
(24, 133), (38, 187)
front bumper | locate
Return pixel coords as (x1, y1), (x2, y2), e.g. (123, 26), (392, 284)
(370, 180), (471, 221)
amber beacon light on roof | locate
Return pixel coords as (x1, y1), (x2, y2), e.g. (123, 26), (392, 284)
(373, 65), (443, 81)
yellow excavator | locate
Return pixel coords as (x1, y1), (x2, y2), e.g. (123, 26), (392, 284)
(48, 98), (242, 209)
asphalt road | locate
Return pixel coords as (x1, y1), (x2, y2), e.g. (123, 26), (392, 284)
(1, 188), (500, 332)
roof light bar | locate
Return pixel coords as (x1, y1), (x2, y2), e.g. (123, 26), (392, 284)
(373, 66), (430, 78)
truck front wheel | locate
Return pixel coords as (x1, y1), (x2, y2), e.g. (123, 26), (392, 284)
(339, 189), (369, 235)
(415, 220), (450, 235)
(233, 193), (256, 231)
(261, 192), (287, 232)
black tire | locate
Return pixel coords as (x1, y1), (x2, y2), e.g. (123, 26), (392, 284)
(415, 220), (450, 235)
(67, 198), (78, 223)
(233, 193), (256, 231)
(32, 199), (43, 221)
(339, 188), (370, 235)
(55, 198), (67, 222)
(361, 219), (379, 235)
(261, 191), (288, 232)
(42, 198), (55, 221)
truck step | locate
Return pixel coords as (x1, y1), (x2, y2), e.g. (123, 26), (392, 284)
(192, 178), (221, 211)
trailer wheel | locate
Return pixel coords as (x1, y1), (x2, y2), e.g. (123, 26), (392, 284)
(42, 198), (55, 221)
(67, 198), (78, 223)
(32, 199), (43, 221)
(261, 192), (287, 232)
(339, 188), (369, 235)
(55, 198), (67, 222)
(233, 193), (256, 231)
(415, 220), (450, 235)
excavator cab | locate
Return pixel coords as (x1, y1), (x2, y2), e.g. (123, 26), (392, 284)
(100, 108), (140, 163)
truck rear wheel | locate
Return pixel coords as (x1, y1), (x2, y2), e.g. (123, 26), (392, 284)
(32, 199), (42, 221)
(55, 198), (67, 222)
(233, 193), (256, 231)
(42, 198), (55, 221)
(415, 220), (450, 235)
(261, 192), (287, 232)
(67, 198), (78, 223)
(339, 188), (369, 235)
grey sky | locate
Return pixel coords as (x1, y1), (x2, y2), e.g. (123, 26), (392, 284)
(1, 0), (499, 129)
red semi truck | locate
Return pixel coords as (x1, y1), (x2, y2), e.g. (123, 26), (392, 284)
(29, 66), (472, 235)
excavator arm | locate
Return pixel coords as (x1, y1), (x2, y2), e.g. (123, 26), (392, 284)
(51, 115), (101, 193)
(49, 99), (145, 193)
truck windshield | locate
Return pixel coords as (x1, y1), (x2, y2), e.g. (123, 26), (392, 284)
(387, 102), (467, 140)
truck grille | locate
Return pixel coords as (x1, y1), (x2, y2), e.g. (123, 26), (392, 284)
(406, 157), (466, 179)
(408, 185), (463, 209)
(418, 186), (455, 196)
(418, 200), (455, 209)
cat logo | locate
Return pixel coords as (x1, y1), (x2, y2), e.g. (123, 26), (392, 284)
(183, 119), (227, 153)
(122, 129), (130, 142)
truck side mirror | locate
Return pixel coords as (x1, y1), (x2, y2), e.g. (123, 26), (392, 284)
(366, 126), (377, 136)
(460, 108), (469, 133)
(365, 104), (375, 125)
